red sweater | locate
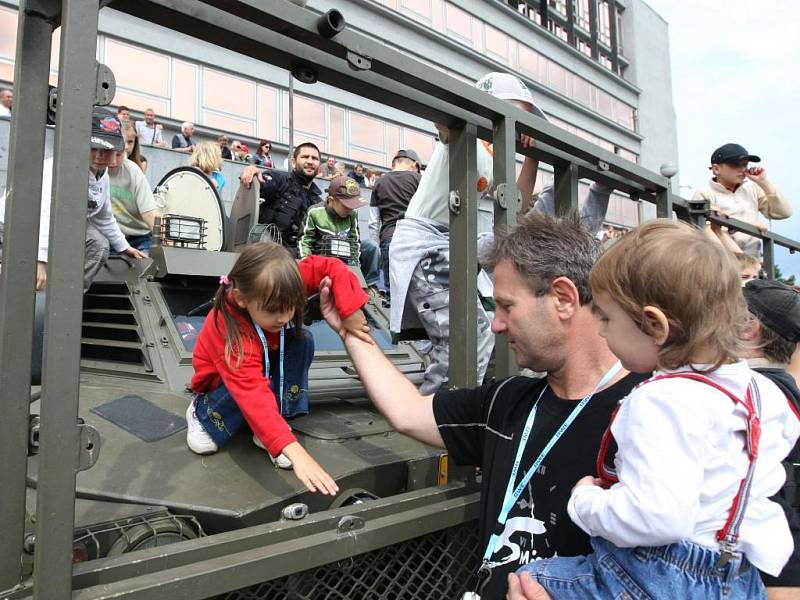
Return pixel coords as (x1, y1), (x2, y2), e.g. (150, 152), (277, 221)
(191, 256), (368, 456)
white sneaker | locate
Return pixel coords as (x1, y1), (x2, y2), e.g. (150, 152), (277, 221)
(252, 435), (293, 469)
(185, 402), (218, 455)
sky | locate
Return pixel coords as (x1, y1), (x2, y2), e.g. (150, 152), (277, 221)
(643, 0), (800, 278)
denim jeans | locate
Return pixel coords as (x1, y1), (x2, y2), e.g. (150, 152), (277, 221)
(110, 233), (152, 256)
(193, 329), (314, 447)
(516, 537), (766, 600)
(380, 237), (391, 297)
(360, 238), (380, 287)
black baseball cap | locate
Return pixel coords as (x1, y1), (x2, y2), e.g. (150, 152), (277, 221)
(710, 143), (760, 166)
(90, 108), (124, 152)
(393, 149), (420, 164)
(743, 279), (800, 343)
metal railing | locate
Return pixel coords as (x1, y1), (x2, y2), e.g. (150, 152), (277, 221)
(1, 0), (798, 597)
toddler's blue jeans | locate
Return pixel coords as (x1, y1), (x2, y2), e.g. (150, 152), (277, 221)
(516, 536), (765, 599)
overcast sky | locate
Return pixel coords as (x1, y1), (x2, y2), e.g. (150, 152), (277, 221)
(643, 0), (800, 277)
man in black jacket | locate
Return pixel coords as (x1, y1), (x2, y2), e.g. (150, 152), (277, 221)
(239, 142), (322, 256)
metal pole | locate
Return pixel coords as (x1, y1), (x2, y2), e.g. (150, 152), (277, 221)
(553, 160), (579, 216)
(763, 237), (775, 279)
(448, 123), (479, 388)
(655, 189), (672, 219)
(492, 116), (517, 379)
(288, 72), (294, 160)
(33, 0), (102, 597)
(0, 1), (54, 591)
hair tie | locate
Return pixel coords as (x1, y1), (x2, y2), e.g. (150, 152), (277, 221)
(219, 275), (231, 287)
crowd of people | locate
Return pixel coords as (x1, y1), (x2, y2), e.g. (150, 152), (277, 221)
(1, 70), (799, 600)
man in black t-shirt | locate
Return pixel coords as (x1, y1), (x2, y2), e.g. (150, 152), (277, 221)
(321, 212), (643, 599)
(368, 149), (421, 300)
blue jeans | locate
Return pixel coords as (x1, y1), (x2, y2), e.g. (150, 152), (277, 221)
(193, 329), (314, 447)
(110, 233), (152, 256)
(380, 237), (391, 297)
(516, 537), (765, 600)
(360, 238), (380, 287)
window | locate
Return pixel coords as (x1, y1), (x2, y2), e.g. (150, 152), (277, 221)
(445, 3), (472, 42)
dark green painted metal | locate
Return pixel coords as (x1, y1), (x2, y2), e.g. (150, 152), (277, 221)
(0, 2), (53, 591)
(448, 123), (479, 389)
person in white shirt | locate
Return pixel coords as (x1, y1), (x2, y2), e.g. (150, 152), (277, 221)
(0, 87), (12, 119)
(134, 107), (165, 147)
(692, 143), (792, 258)
(0, 108), (145, 292)
(510, 219), (799, 599)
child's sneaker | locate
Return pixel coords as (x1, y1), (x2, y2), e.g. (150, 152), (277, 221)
(185, 402), (218, 455)
(252, 435), (293, 469)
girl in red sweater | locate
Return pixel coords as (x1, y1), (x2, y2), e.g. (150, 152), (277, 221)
(187, 242), (371, 495)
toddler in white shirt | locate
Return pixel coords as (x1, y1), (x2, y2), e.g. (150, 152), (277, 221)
(511, 219), (799, 600)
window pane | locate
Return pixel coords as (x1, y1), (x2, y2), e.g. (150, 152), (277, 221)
(106, 39), (169, 97)
(485, 25), (508, 62)
(283, 94), (327, 138)
(597, 89), (614, 119)
(402, 129), (435, 163)
(445, 3), (471, 42)
(113, 90), (168, 115)
(330, 106), (346, 156)
(518, 45), (540, 81)
(172, 60), (197, 122)
(350, 112), (384, 151)
(203, 110), (255, 137)
(203, 68), (255, 118)
(401, 0), (432, 23)
(0, 6), (17, 59)
(573, 76), (592, 106)
(548, 61), (568, 95)
(257, 84), (279, 142)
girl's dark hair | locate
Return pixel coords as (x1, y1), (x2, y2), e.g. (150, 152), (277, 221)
(213, 243), (306, 367)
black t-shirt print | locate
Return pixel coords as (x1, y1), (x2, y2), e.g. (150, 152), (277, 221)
(432, 372), (648, 600)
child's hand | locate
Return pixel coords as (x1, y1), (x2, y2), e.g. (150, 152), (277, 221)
(572, 475), (602, 494)
(341, 309), (375, 345)
(319, 279), (375, 345)
(281, 442), (339, 496)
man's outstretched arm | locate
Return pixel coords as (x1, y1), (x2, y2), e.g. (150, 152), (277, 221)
(320, 281), (444, 448)
(344, 334), (444, 448)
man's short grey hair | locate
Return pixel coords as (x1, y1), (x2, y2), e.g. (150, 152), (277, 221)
(181, 121), (193, 130)
(486, 211), (601, 305)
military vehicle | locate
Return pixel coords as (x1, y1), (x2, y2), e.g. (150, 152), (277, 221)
(18, 167), (482, 599)
(3, 1), (799, 599)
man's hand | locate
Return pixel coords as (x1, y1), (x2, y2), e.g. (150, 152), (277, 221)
(745, 166), (768, 185)
(123, 246), (146, 259)
(319, 277), (375, 345)
(36, 261), (47, 291)
(239, 165), (265, 189)
(507, 572), (552, 600)
(518, 132), (535, 149)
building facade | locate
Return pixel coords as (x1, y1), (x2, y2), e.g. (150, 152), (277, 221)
(0, 0), (678, 227)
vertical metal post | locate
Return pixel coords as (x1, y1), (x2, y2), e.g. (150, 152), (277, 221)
(763, 237), (775, 279)
(448, 123), (478, 388)
(492, 116), (517, 379)
(588, 0), (599, 59)
(553, 160), (579, 216)
(538, 0), (548, 27)
(565, 0), (576, 45)
(0, 2), (54, 591)
(288, 72), (294, 158)
(608, 0), (620, 72)
(655, 189), (672, 219)
(33, 1), (101, 597)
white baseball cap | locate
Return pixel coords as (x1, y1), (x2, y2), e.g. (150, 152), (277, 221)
(475, 72), (547, 120)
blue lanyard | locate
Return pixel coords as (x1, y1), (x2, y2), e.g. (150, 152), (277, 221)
(253, 324), (285, 414)
(482, 361), (622, 563)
